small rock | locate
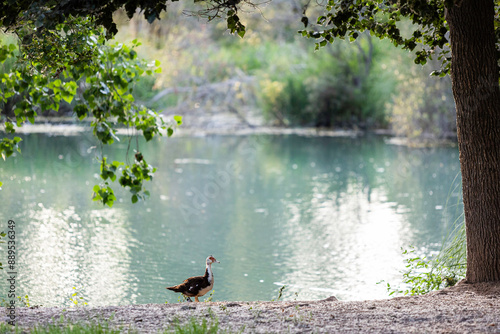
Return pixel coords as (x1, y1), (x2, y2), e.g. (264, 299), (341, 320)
(322, 296), (338, 302)
(225, 303), (241, 307)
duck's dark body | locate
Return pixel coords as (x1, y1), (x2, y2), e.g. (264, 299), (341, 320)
(166, 256), (218, 302)
(166, 268), (213, 300)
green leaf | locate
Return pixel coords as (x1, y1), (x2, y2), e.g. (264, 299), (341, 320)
(61, 93), (74, 104)
(173, 115), (183, 125)
(74, 104), (88, 120)
(302, 16), (309, 27)
(35, 14), (46, 28)
(131, 194), (138, 203)
(237, 27), (246, 38)
(5, 122), (15, 134)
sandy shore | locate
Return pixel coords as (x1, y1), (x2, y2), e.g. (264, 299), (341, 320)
(8, 281), (500, 333)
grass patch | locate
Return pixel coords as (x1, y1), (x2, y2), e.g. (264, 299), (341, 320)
(0, 312), (238, 334)
(171, 317), (220, 334)
(0, 321), (129, 334)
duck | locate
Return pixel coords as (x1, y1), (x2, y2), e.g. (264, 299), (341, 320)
(166, 255), (220, 302)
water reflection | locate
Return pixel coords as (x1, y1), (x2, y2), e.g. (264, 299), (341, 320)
(278, 185), (412, 300)
(0, 133), (462, 305)
(15, 204), (137, 306)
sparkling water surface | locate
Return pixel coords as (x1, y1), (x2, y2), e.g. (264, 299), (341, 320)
(0, 133), (462, 306)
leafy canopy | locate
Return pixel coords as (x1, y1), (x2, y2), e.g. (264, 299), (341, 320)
(0, 0), (168, 36)
(300, 0), (499, 77)
(0, 0), (248, 38)
(0, 17), (181, 206)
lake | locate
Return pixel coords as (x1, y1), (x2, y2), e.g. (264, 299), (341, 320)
(0, 132), (463, 306)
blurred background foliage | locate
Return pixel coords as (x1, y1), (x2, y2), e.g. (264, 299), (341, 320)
(1, 0), (456, 140)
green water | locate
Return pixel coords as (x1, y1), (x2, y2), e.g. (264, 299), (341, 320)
(0, 132), (462, 306)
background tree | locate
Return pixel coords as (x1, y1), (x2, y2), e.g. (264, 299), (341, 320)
(302, 0), (500, 284)
(1, 0), (499, 283)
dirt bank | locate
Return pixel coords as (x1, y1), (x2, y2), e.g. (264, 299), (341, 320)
(9, 281), (500, 333)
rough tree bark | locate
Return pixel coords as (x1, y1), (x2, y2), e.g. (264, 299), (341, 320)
(446, 0), (500, 282)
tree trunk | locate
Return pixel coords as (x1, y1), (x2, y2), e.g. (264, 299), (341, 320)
(446, 0), (500, 283)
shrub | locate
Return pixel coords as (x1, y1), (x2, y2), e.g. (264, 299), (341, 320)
(384, 221), (466, 296)
(390, 58), (456, 139)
